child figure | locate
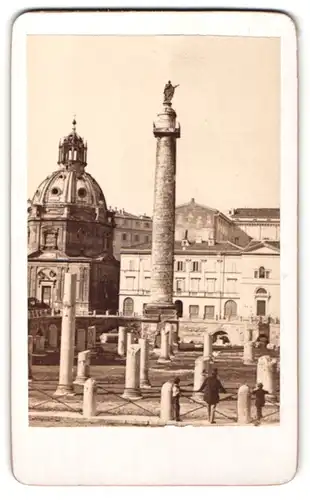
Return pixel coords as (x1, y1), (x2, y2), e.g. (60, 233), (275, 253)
(252, 382), (269, 424)
(172, 377), (181, 422)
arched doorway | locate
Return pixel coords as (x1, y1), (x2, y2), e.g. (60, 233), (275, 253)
(212, 330), (230, 344)
(174, 300), (183, 318)
(224, 300), (237, 319)
(123, 297), (134, 316)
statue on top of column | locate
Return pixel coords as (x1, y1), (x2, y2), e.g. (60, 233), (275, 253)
(163, 81), (179, 104)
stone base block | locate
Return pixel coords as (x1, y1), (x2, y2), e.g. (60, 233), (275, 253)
(140, 381), (152, 389)
(157, 357), (171, 364)
(54, 384), (74, 397)
(122, 388), (142, 400)
(73, 382), (85, 395)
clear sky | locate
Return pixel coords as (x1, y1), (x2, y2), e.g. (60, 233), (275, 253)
(27, 35), (280, 216)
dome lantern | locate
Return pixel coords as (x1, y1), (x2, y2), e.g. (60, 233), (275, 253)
(57, 118), (88, 173)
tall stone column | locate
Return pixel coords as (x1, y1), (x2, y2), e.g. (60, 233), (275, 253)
(144, 86), (181, 332)
(54, 273), (77, 396)
(257, 355), (277, 401)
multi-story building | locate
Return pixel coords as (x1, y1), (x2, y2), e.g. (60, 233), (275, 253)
(119, 239), (280, 322)
(112, 209), (152, 260)
(175, 198), (251, 247)
(228, 207), (280, 241)
(27, 119), (120, 315)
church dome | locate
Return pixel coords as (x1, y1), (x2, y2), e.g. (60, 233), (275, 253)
(32, 169), (107, 209)
(31, 118), (107, 211)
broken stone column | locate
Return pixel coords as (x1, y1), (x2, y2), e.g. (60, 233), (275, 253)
(192, 356), (208, 401)
(37, 336), (45, 352)
(126, 331), (134, 352)
(83, 378), (97, 418)
(203, 332), (213, 360)
(54, 273), (77, 396)
(122, 344), (142, 399)
(118, 326), (127, 357)
(243, 341), (254, 365)
(87, 326), (96, 349)
(139, 338), (151, 388)
(237, 384), (251, 424)
(48, 324), (58, 349)
(157, 327), (170, 363)
(74, 350), (91, 385)
(257, 355), (277, 401)
(76, 328), (86, 352)
(28, 335), (33, 380)
(160, 381), (174, 423)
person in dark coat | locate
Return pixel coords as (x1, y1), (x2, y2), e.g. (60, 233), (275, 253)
(252, 383), (269, 423)
(172, 377), (181, 422)
(198, 368), (226, 424)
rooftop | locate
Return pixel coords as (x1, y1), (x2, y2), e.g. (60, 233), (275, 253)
(229, 208), (280, 219)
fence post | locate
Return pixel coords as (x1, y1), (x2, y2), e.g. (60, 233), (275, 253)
(160, 381), (174, 423)
(237, 384), (251, 424)
(83, 378), (97, 418)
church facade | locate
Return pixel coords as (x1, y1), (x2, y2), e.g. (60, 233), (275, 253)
(27, 120), (120, 315)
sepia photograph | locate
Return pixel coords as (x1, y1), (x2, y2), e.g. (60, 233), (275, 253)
(11, 10), (297, 485)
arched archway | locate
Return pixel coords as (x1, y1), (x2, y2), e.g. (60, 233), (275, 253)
(123, 297), (134, 316)
(212, 330), (230, 344)
(224, 300), (237, 319)
(174, 300), (183, 318)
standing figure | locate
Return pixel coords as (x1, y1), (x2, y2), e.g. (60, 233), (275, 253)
(252, 382), (269, 424)
(163, 81), (180, 104)
(172, 377), (181, 422)
(198, 368), (226, 424)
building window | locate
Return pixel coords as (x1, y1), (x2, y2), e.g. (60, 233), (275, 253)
(190, 278), (200, 293)
(176, 261), (184, 271)
(128, 260), (135, 271)
(122, 233), (127, 241)
(204, 305), (215, 319)
(189, 305), (199, 318)
(144, 222), (150, 228)
(176, 279), (185, 293)
(191, 261), (200, 272)
(125, 277), (135, 289)
(41, 285), (52, 307)
(144, 235), (149, 243)
(226, 278), (237, 293)
(136, 221), (140, 228)
(224, 300), (237, 319)
(123, 297), (134, 316)
(265, 271), (270, 279)
(134, 234), (139, 242)
(144, 277), (151, 291)
(254, 270), (258, 278)
(123, 220), (128, 227)
(256, 288), (267, 295)
(259, 266), (266, 278)
(234, 237), (239, 245)
(256, 300), (266, 316)
(206, 278), (216, 293)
